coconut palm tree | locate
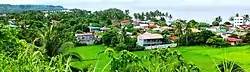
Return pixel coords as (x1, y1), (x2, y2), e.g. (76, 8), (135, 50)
(236, 13), (239, 17)
(242, 14), (249, 24)
(215, 16), (222, 23)
(169, 14), (173, 20)
(229, 16), (234, 22)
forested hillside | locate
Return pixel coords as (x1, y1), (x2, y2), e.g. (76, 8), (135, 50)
(0, 4), (66, 13)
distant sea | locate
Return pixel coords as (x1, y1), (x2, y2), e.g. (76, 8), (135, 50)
(72, 5), (250, 24)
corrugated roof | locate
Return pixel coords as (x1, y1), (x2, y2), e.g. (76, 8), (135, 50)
(138, 33), (163, 39)
(75, 33), (93, 36)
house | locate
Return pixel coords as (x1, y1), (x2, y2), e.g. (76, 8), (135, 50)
(233, 17), (244, 27)
(137, 33), (164, 46)
(227, 37), (242, 45)
(191, 28), (201, 32)
(100, 26), (110, 31)
(137, 33), (177, 49)
(207, 26), (220, 32)
(89, 26), (100, 32)
(75, 33), (95, 45)
(121, 20), (132, 26)
(160, 26), (174, 31)
(139, 24), (149, 29)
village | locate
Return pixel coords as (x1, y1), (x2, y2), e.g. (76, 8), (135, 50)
(75, 13), (249, 49)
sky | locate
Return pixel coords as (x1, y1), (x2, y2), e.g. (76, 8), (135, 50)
(2, 0), (250, 23)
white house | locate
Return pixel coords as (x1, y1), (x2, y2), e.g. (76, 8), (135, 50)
(137, 33), (177, 49)
(137, 33), (163, 46)
(75, 33), (95, 45)
(233, 17), (244, 27)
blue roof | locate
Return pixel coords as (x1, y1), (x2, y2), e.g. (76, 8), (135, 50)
(89, 27), (100, 29)
(9, 24), (18, 28)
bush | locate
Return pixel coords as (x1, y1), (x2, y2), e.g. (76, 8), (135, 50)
(59, 42), (75, 53)
(115, 43), (128, 51)
(206, 36), (228, 47)
(217, 61), (245, 72)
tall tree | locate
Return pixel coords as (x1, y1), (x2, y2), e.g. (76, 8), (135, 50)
(229, 16), (234, 22)
(235, 13), (239, 17)
(243, 14), (249, 24)
(215, 16), (222, 23)
(168, 14), (173, 20)
(125, 9), (129, 15)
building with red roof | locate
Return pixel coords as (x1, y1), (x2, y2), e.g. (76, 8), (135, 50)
(227, 37), (242, 45)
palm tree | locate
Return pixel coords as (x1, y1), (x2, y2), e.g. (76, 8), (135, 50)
(229, 16), (234, 22)
(133, 13), (138, 20)
(236, 13), (239, 17)
(165, 12), (169, 18)
(171, 19), (185, 45)
(215, 16), (222, 23)
(168, 14), (173, 20)
(125, 9), (129, 15)
(243, 14), (249, 24)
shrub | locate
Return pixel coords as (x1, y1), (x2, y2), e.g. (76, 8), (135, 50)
(115, 43), (128, 51)
(217, 61), (245, 72)
(206, 36), (228, 47)
(59, 42), (75, 53)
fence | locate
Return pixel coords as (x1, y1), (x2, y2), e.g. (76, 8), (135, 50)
(145, 43), (177, 49)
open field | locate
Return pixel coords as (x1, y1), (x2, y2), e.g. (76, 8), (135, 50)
(68, 45), (250, 72)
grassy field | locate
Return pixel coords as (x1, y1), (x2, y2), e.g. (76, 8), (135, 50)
(68, 45), (250, 72)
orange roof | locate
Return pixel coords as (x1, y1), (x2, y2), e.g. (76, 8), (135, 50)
(149, 24), (157, 28)
(121, 20), (131, 23)
(169, 36), (178, 40)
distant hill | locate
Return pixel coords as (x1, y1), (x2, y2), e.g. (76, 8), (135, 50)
(0, 4), (67, 13)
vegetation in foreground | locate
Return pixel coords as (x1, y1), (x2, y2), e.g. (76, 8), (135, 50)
(69, 45), (249, 72)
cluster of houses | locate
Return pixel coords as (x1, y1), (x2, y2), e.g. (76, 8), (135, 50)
(75, 14), (250, 49)
(75, 19), (178, 49)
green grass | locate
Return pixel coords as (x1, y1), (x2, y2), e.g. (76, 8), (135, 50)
(68, 45), (250, 72)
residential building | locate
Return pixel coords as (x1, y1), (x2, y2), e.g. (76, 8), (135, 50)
(75, 33), (95, 45)
(100, 26), (110, 31)
(89, 26), (100, 32)
(137, 33), (164, 46)
(227, 37), (242, 45)
(233, 17), (244, 27)
(137, 33), (177, 49)
(121, 20), (132, 26)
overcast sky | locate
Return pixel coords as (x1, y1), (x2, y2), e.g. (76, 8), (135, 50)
(2, 0), (250, 23)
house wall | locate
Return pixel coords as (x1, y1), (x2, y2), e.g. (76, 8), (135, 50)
(76, 35), (95, 45)
(233, 17), (244, 27)
(145, 43), (177, 49)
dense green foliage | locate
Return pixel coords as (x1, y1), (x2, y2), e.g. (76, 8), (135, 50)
(105, 48), (200, 72)
(0, 4), (66, 13)
(207, 36), (228, 47)
(178, 30), (216, 46)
